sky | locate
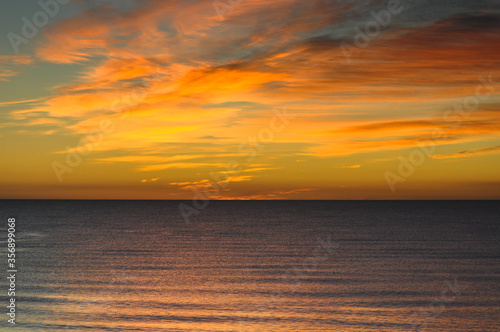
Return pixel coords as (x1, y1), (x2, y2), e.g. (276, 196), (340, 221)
(0, 0), (499, 200)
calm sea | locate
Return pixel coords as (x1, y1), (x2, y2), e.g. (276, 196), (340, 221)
(0, 200), (498, 331)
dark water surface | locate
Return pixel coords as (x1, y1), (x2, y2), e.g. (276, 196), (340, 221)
(0, 200), (499, 331)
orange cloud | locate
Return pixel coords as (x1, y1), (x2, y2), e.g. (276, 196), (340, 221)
(137, 163), (227, 172)
(0, 55), (33, 81)
(432, 146), (500, 159)
(3, 1), (500, 199)
(211, 188), (317, 200)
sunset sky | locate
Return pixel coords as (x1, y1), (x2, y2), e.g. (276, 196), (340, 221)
(1, 0), (499, 199)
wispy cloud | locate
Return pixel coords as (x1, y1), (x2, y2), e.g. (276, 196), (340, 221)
(432, 146), (500, 159)
(0, 55), (33, 81)
(211, 188), (318, 200)
(0, 98), (43, 107)
(2, 0), (500, 199)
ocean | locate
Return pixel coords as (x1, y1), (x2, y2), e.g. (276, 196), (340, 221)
(0, 200), (499, 331)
